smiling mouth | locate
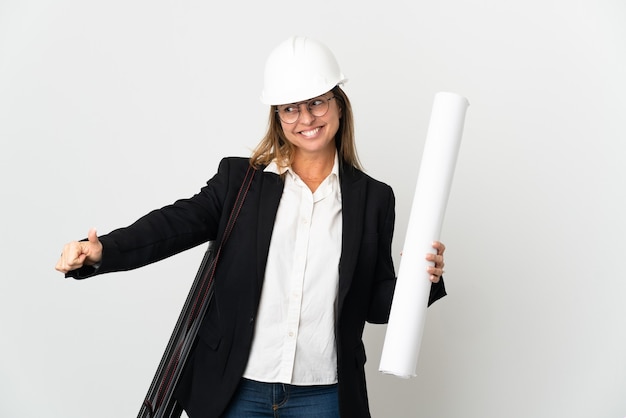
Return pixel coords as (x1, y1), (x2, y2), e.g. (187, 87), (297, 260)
(300, 127), (321, 137)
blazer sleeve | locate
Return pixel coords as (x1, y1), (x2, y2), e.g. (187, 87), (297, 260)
(66, 157), (242, 279)
(366, 183), (447, 323)
(366, 183), (398, 323)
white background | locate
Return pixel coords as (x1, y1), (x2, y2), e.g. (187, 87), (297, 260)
(1, 1), (625, 417)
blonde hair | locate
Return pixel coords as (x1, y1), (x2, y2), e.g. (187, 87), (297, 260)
(250, 85), (362, 171)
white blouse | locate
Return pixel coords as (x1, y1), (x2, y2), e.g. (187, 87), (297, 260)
(242, 155), (342, 385)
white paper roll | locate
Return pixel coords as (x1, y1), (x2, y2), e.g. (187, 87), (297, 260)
(379, 92), (469, 378)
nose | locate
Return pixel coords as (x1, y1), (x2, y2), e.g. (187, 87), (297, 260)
(297, 103), (315, 124)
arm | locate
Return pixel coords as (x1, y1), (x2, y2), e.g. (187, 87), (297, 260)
(55, 158), (241, 279)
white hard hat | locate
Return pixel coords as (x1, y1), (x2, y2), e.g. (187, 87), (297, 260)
(260, 36), (347, 105)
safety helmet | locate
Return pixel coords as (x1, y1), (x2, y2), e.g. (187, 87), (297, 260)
(260, 36), (347, 105)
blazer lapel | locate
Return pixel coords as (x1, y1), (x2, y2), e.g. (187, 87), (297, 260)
(255, 170), (284, 292)
(338, 163), (367, 314)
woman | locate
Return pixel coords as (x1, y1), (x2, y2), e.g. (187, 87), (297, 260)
(56, 36), (447, 418)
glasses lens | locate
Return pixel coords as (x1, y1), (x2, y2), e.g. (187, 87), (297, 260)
(277, 104), (299, 124)
(308, 98), (329, 117)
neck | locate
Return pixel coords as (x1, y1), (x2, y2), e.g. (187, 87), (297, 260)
(291, 149), (336, 192)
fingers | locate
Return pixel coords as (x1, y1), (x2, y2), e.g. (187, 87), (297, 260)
(425, 242), (445, 269)
(426, 262), (444, 283)
(432, 240), (446, 255)
(55, 228), (103, 274)
(426, 241), (446, 283)
(55, 241), (88, 273)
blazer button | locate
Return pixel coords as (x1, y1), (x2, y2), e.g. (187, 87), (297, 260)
(249, 317), (254, 325)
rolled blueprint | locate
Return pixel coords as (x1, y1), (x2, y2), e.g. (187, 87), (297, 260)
(379, 92), (469, 378)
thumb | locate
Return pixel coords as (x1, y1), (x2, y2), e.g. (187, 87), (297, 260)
(87, 228), (100, 245)
(83, 227), (103, 265)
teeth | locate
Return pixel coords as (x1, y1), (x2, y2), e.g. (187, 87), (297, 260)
(301, 127), (320, 137)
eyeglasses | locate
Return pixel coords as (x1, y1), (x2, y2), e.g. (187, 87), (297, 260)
(275, 95), (335, 124)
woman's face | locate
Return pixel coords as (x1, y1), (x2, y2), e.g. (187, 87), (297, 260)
(277, 91), (341, 159)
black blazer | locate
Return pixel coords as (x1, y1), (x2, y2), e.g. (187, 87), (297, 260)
(70, 157), (446, 417)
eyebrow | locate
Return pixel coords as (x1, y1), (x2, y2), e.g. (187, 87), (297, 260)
(281, 96), (325, 107)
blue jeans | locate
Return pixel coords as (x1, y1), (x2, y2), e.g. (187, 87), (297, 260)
(221, 378), (340, 418)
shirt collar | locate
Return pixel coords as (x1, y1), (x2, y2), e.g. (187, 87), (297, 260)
(264, 152), (340, 182)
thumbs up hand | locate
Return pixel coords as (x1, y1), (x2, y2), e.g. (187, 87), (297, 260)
(55, 228), (103, 274)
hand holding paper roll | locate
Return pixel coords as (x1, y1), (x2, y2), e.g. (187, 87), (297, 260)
(408, 241), (446, 283)
(379, 92), (469, 378)
(425, 241), (446, 283)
